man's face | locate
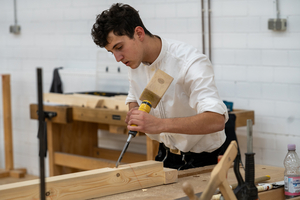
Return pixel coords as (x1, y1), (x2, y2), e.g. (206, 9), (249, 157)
(105, 31), (143, 69)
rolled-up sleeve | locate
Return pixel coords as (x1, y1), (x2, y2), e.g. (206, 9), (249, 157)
(125, 68), (138, 105)
(184, 55), (229, 122)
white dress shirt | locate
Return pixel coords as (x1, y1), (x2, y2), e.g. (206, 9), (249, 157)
(125, 37), (229, 153)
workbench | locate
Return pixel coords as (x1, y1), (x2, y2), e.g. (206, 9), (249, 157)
(95, 164), (286, 200)
(29, 93), (255, 177)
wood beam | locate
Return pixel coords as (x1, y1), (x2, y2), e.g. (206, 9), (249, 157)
(231, 109), (255, 127)
(1, 74), (14, 170)
(139, 69), (174, 108)
(30, 104), (72, 124)
(93, 147), (147, 164)
(0, 161), (177, 200)
(72, 106), (127, 126)
(54, 152), (116, 170)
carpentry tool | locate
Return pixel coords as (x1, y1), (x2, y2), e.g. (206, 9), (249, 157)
(181, 140), (239, 200)
(233, 119), (258, 200)
(115, 69), (174, 168)
(181, 119), (259, 200)
(115, 100), (152, 168)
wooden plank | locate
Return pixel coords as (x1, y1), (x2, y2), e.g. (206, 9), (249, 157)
(93, 147), (147, 164)
(100, 97), (128, 111)
(147, 137), (159, 160)
(44, 93), (107, 108)
(1, 74), (14, 171)
(47, 121), (63, 176)
(72, 106), (127, 126)
(258, 187), (284, 200)
(30, 104), (72, 124)
(0, 161), (173, 200)
(54, 152), (116, 170)
(178, 165), (215, 178)
(9, 170), (25, 178)
(47, 121), (99, 176)
(231, 109), (255, 128)
(140, 69), (174, 108)
(109, 125), (127, 134)
(164, 168), (178, 184)
(0, 170), (10, 178)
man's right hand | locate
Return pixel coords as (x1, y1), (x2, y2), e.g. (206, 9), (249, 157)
(125, 102), (139, 124)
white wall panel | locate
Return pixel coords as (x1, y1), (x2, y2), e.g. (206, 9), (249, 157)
(0, 0), (299, 174)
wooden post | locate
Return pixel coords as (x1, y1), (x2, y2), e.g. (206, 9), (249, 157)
(0, 161), (177, 200)
(1, 74), (14, 171)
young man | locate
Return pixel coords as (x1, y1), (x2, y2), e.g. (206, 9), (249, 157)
(91, 3), (228, 170)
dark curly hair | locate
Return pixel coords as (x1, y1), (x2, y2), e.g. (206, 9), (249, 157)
(91, 3), (153, 48)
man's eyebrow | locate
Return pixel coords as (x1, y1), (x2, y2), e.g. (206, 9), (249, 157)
(107, 42), (122, 53)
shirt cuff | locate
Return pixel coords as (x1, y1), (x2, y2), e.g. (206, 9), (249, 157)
(197, 98), (229, 123)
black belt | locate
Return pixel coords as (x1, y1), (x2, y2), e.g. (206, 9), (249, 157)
(161, 143), (194, 170)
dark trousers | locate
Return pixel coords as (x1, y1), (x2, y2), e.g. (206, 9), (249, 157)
(155, 143), (221, 170)
(155, 113), (238, 170)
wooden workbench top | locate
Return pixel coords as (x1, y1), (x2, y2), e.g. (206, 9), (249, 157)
(96, 164), (284, 200)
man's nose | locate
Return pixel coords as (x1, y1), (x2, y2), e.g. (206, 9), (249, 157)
(114, 52), (123, 62)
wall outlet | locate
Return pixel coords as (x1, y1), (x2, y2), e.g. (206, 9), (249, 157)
(268, 18), (287, 31)
(9, 25), (21, 34)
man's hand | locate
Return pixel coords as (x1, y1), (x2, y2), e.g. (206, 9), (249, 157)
(126, 109), (161, 134)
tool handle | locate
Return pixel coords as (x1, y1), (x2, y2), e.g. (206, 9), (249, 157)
(245, 152), (258, 200)
(128, 100), (152, 137)
(182, 182), (199, 200)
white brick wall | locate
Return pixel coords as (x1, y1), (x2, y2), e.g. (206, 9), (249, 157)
(0, 0), (299, 177)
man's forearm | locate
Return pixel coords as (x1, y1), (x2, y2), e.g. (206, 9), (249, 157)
(160, 112), (225, 135)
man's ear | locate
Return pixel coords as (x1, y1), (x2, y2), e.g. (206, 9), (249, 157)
(135, 26), (145, 41)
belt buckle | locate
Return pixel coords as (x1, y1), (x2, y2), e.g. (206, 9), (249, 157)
(170, 148), (181, 155)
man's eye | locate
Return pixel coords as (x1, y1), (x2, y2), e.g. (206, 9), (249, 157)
(117, 46), (122, 50)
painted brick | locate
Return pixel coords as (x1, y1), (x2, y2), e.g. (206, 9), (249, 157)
(281, 0), (300, 16)
(273, 33), (300, 49)
(246, 66), (273, 82)
(165, 19), (188, 33)
(212, 49), (235, 64)
(212, 17), (235, 33)
(0, 0), (300, 173)
(223, 33), (247, 48)
(64, 8), (82, 20)
(275, 101), (300, 119)
(176, 33), (200, 48)
(289, 50), (300, 67)
(248, 0), (274, 16)
(211, 33), (223, 48)
(248, 33), (273, 49)
(145, 19), (166, 33)
(222, 65), (247, 81)
(249, 99), (276, 117)
(222, 1), (248, 17)
(262, 50), (288, 66)
(215, 80), (236, 97)
(287, 16), (300, 32)
(235, 49), (262, 65)
(187, 18), (202, 33)
(135, 4), (157, 19)
(236, 82), (262, 98)
(274, 67), (300, 84)
(65, 35), (82, 46)
(176, 2), (200, 18)
(227, 97), (249, 109)
(287, 118), (300, 137)
(289, 84), (300, 101)
(262, 149), (286, 167)
(235, 17), (261, 32)
(262, 83), (289, 101)
(156, 4), (176, 18)
(254, 116), (288, 135)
